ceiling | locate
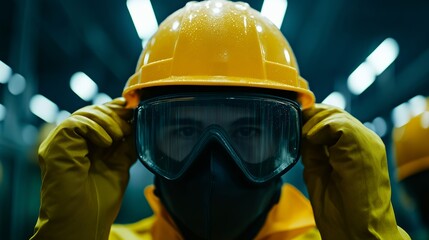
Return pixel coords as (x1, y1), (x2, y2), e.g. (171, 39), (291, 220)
(1, 0), (429, 130)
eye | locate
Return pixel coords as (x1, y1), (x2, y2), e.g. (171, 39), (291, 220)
(233, 127), (261, 138)
(174, 126), (201, 138)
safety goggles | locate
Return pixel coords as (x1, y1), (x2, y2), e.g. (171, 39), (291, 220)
(134, 93), (302, 183)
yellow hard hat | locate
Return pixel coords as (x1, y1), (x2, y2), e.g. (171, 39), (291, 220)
(393, 100), (429, 180)
(123, 0), (315, 109)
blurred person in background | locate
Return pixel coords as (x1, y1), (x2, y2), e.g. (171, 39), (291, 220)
(393, 99), (429, 239)
(30, 1), (409, 239)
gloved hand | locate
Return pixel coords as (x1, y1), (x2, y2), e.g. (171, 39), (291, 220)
(31, 98), (137, 240)
(301, 104), (409, 239)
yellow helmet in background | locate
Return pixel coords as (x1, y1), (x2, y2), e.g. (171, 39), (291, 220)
(123, 0), (315, 109)
(393, 99), (429, 180)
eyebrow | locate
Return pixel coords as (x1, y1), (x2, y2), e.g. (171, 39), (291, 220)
(166, 118), (204, 127)
(230, 117), (261, 126)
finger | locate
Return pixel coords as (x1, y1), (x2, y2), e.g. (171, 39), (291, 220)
(302, 103), (332, 123)
(42, 115), (113, 152)
(301, 140), (330, 170)
(101, 135), (137, 171)
(302, 104), (343, 135)
(38, 115), (112, 183)
(73, 105), (132, 141)
(305, 112), (375, 148)
(104, 97), (134, 121)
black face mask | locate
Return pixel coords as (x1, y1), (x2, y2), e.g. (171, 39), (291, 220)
(154, 141), (282, 240)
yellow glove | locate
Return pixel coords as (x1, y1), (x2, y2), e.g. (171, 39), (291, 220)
(31, 98), (137, 240)
(301, 104), (409, 240)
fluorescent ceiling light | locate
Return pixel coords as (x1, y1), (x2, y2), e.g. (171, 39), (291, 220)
(363, 122), (375, 132)
(391, 102), (411, 128)
(372, 117), (387, 137)
(347, 38), (399, 96)
(421, 111), (429, 129)
(408, 95), (426, 117)
(0, 60), (12, 84)
(322, 91), (346, 109)
(261, 0), (288, 28)
(8, 73), (26, 95)
(391, 95), (428, 128)
(56, 110), (71, 125)
(70, 72), (98, 101)
(30, 94), (59, 123)
(366, 38), (399, 75)
(365, 117), (387, 137)
(0, 103), (6, 121)
(127, 0), (158, 40)
(142, 39), (149, 48)
(347, 62), (376, 95)
(93, 93), (112, 105)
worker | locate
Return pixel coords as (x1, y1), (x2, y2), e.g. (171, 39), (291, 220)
(393, 101), (429, 238)
(31, 1), (409, 239)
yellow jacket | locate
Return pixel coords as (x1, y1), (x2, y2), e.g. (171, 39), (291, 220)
(110, 184), (321, 240)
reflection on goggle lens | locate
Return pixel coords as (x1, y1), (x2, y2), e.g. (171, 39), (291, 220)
(135, 93), (302, 183)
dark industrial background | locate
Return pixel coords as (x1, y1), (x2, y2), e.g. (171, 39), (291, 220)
(1, 0), (429, 239)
